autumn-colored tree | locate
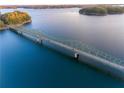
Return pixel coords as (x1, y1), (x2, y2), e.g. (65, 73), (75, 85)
(0, 20), (5, 28)
(1, 11), (31, 25)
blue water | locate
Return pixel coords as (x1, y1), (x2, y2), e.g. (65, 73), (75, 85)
(0, 8), (124, 87)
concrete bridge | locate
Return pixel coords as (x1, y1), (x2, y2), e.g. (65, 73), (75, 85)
(9, 26), (124, 80)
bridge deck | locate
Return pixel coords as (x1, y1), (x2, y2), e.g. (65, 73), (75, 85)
(9, 26), (124, 67)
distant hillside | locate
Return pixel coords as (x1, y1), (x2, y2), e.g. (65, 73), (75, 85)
(0, 4), (123, 9)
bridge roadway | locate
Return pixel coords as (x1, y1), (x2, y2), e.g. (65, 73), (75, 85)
(9, 26), (124, 79)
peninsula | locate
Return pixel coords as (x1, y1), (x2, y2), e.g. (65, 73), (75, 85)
(79, 6), (124, 16)
(0, 11), (31, 30)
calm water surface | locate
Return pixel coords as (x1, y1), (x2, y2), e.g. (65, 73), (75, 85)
(0, 8), (124, 87)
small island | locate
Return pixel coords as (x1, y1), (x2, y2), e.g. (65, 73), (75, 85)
(0, 11), (31, 31)
(79, 6), (124, 16)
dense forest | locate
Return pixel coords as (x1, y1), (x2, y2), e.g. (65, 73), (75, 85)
(79, 6), (124, 15)
(0, 11), (31, 30)
(0, 11), (31, 25)
(106, 6), (124, 14)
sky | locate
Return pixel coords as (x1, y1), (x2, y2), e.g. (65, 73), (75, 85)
(0, 0), (124, 5)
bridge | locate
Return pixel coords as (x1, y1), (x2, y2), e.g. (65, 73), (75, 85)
(9, 26), (124, 67)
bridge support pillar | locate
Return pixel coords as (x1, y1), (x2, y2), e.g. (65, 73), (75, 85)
(17, 31), (22, 35)
(35, 38), (42, 44)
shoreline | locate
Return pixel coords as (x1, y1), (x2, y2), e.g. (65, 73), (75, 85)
(0, 20), (31, 31)
(0, 26), (8, 31)
(80, 13), (107, 16)
(80, 12), (124, 16)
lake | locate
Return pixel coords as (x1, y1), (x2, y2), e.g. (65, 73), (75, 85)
(0, 8), (124, 87)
